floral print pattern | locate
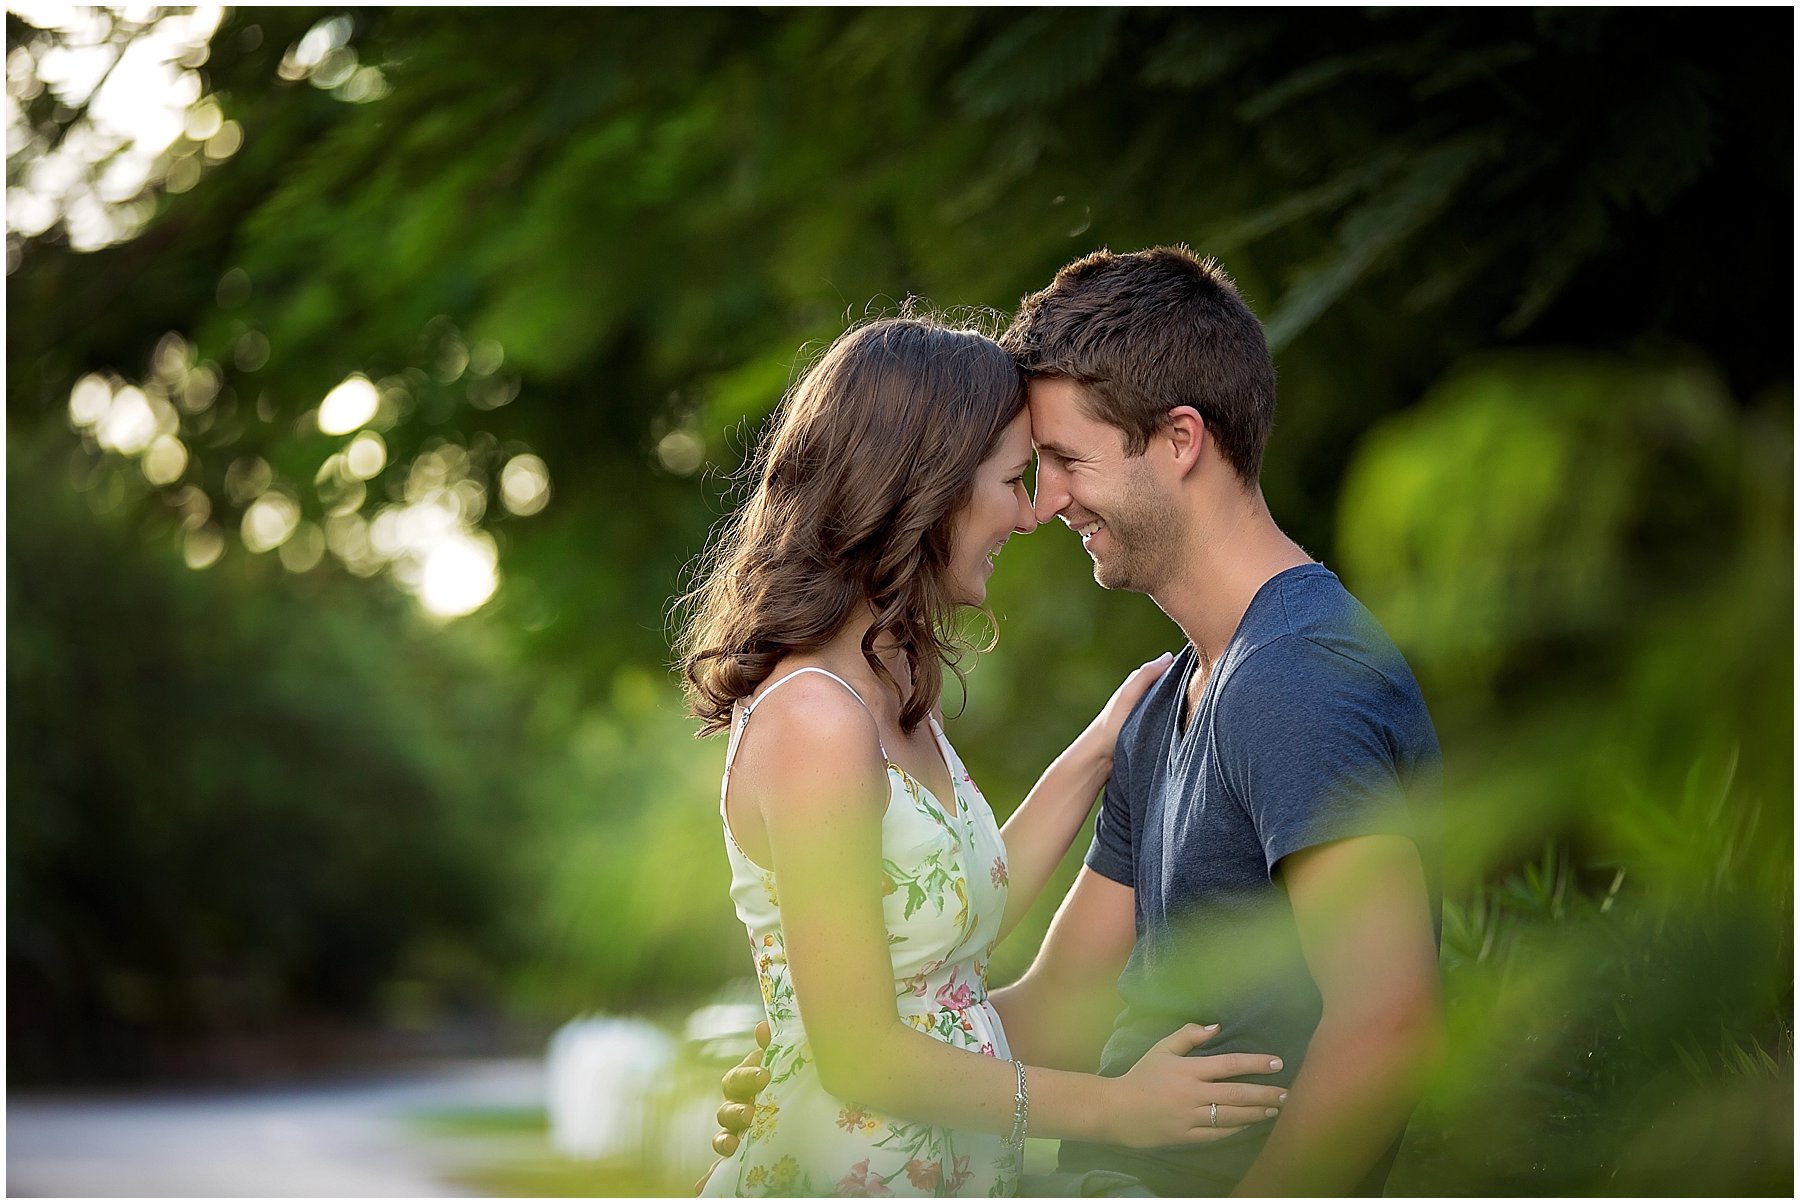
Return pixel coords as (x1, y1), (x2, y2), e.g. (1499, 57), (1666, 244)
(704, 711), (1019, 1198)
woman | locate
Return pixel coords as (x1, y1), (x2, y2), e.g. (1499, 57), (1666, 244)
(677, 316), (1281, 1197)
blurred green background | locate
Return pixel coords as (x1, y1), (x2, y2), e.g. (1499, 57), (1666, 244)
(6, 7), (1791, 1195)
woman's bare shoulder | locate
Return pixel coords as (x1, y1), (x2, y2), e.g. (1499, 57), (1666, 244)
(733, 671), (888, 810)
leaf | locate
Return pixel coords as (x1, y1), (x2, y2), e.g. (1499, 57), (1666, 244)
(952, 9), (1123, 116)
(1236, 44), (1415, 123)
(1265, 132), (1491, 349)
(1198, 149), (1407, 254)
(1138, 14), (1280, 88)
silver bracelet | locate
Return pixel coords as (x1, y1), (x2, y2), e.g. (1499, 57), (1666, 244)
(1005, 1058), (1029, 1150)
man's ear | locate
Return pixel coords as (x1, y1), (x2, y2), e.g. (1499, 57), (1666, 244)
(1163, 406), (1206, 475)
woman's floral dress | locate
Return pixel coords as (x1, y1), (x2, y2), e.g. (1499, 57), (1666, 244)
(702, 668), (1020, 1198)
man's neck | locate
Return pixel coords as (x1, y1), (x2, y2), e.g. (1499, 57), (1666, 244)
(1151, 487), (1313, 670)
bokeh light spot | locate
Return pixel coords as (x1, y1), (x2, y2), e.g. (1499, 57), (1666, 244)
(277, 521), (326, 573)
(419, 533), (499, 618)
(68, 372), (113, 428)
(140, 434), (188, 485)
(241, 490), (300, 553)
(203, 118), (242, 161)
(233, 329), (270, 371)
(95, 385), (163, 454)
(655, 429), (705, 476)
(500, 454), (551, 516)
(182, 522), (224, 569)
(216, 266), (250, 308)
(318, 374), (379, 435)
(344, 430), (387, 479)
(223, 456), (273, 505)
(468, 338), (505, 376)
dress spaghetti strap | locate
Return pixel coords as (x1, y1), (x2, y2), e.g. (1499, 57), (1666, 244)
(723, 667), (888, 781)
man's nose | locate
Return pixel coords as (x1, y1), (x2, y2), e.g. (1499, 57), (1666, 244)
(1032, 462), (1069, 525)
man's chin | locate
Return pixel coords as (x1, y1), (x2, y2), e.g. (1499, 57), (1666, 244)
(1090, 557), (1131, 592)
(1090, 549), (1156, 595)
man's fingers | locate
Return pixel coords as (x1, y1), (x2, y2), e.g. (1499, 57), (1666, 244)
(754, 1019), (771, 1049)
(722, 1063), (770, 1103)
(717, 1100), (755, 1132)
(710, 1131), (740, 1158)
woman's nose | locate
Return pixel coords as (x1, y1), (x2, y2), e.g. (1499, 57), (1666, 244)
(1013, 483), (1038, 535)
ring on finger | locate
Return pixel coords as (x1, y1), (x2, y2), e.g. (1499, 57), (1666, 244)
(1209, 1102), (1218, 1128)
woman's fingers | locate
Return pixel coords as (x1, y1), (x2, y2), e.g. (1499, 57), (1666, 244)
(1196, 1081), (1287, 1108)
(722, 1059), (770, 1103)
(1184, 1104), (1281, 1141)
(694, 1155), (727, 1193)
(704, 1026), (774, 1175)
(1208, 1103), (1279, 1127)
(1188, 1050), (1284, 1079)
(1155, 1021), (1220, 1055)
(1187, 1122), (1257, 1141)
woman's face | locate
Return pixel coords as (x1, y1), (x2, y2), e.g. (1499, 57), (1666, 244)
(947, 410), (1038, 606)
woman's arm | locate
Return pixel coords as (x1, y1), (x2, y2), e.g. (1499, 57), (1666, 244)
(989, 867), (1135, 1070)
(740, 672), (1277, 1148)
(994, 653), (1171, 939)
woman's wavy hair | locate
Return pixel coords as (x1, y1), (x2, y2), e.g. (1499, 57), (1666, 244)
(676, 314), (1026, 737)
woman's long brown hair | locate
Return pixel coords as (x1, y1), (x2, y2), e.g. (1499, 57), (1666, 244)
(675, 315), (1025, 736)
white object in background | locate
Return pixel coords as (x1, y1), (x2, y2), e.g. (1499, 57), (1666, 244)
(546, 1015), (677, 1161)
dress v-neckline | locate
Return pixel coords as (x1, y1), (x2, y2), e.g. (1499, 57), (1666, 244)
(888, 716), (962, 821)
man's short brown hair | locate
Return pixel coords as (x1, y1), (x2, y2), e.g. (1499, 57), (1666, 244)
(1000, 245), (1276, 483)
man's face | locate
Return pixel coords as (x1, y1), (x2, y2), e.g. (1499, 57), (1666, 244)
(1027, 377), (1180, 595)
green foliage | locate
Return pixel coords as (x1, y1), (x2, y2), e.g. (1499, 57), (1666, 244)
(1338, 354), (1791, 1192)
(3, 10), (1790, 1192)
(6, 430), (534, 1079)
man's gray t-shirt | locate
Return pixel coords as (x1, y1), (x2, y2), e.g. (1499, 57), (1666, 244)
(1059, 564), (1442, 1196)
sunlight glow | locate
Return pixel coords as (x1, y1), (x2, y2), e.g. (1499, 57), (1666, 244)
(419, 532), (499, 618)
(7, 6), (229, 256)
(94, 385), (167, 454)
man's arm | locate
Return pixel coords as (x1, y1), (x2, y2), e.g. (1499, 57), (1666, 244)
(1231, 835), (1440, 1195)
(990, 867), (1136, 1071)
(1231, 834), (1444, 1196)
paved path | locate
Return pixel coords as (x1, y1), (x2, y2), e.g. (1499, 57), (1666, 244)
(8, 1059), (543, 1197)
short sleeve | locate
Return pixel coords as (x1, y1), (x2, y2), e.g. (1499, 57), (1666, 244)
(1213, 635), (1415, 876)
(1083, 720), (1138, 888)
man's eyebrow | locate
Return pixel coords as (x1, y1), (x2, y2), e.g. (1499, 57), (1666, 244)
(1033, 440), (1077, 459)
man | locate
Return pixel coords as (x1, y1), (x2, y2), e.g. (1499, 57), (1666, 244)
(717, 246), (1444, 1196)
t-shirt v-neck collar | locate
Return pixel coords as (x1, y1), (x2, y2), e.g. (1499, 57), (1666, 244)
(1172, 563), (1325, 739)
